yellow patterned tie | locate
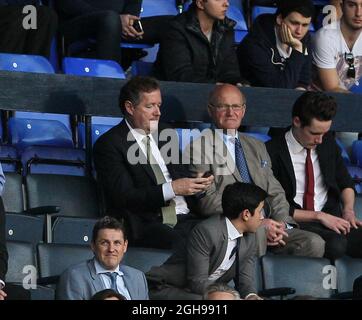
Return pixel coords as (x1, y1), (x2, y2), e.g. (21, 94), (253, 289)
(143, 135), (177, 227)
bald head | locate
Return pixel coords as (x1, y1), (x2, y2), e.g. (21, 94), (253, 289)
(207, 84), (246, 130)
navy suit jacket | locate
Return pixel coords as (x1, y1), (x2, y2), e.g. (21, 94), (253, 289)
(266, 131), (355, 217)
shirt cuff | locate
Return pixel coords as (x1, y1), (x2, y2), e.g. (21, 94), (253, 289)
(162, 182), (175, 202)
(0, 279), (5, 290)
(244, 293), (259, 299)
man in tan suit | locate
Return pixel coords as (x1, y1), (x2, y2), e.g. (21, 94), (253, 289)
(185, 84), (324, 257)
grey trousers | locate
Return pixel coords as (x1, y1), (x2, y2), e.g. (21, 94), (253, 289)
(256, 226), (325, 257)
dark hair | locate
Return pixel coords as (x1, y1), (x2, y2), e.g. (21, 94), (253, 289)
(276, 0), (315, 18)
(119, 76), (160, 116)
(292, 91), (337, 127)
(90, 289), (127, 300)
(222, 182), (268, 220)
(92, 216), (127, 243)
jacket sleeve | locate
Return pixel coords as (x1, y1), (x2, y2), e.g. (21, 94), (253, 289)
(93, 135), (165, 214)
(218, 30), (243, 84)
(56, 269), (85, 300)
(123, 0), (142, 16)
(186, 225), (215, 294)
(238, 39), (309, 88)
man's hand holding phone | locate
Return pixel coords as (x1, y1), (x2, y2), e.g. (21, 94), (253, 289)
(120, 14), (144, 39)
(280, 23), (303, 53)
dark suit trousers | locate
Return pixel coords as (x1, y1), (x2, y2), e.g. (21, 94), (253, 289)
(299, 222), (362, 261)
(135, 214), (201, 250)
(60, 12), (172, 62)
(0, 6), (57, 58)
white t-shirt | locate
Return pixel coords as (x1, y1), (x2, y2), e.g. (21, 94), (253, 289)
(312, 21), (362, 90)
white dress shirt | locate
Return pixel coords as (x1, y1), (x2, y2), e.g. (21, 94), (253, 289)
(285, 129), (328, 211)
(94, 259), (131, 300)
(126, 120), (189, 215)
(208, 218), (243, 281)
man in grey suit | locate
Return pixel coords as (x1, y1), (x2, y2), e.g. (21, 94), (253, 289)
(185, 84), (324, 257)
(147, 182), (266, 300)
(56, 216), (148, 300)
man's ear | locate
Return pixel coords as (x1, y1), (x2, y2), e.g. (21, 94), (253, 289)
(241, 209), (251, 221)
(276, 14), (283, 26)
(293, 116), (301, 128)
(124, 100), (134, 116)
(195, 0), (205, 10)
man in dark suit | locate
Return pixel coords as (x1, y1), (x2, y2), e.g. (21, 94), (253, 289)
(146, 182), (266, 300)
(266, 91), (362, 260)
(56, 0), (172, 63)
(57, 216), (148, 300)
(0, 163), (7, 300)
(93, 76), (213, 249)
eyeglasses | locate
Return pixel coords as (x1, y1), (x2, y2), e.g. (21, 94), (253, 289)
(209, 103), (246, 111)
(345, 52), (356, 79)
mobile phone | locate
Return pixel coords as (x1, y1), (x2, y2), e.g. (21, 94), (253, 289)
(202, 171), (212, 178)
(134, 20), (143, 33)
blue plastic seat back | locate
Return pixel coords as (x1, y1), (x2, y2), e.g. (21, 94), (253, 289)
(62, 57), (126, 79)
(244, 132), (271, 142)
(0, 53), (54, 74)
(78, 116), (122, 147)
(227, 5), (247, 31)
(14, 112), (72, 134)
(52, 217), (98, 245)
(141, 0), (178, 17)
(335, 257), (362, 292)
(8, 118), (74, 150)
(352, 140), (362, 166)
(131, 61), (154, 76)
(0, 145), (19, 173)
(252, 6), (315, 31)
(21, 146), (86, 176)
(350, 80), (362, 94)
(335, 138), (351, 165)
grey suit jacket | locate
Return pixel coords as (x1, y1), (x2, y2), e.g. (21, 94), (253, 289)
(147, 215), (257, 299)
(185, 130), (294, 225)
(56, 258), (149, 300)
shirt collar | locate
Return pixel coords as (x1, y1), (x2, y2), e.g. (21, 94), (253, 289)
(94, 258), (123, 276)
(125, 119), (149, 141)
(285, 128), (305, 154)
(225, 217), (243, 241)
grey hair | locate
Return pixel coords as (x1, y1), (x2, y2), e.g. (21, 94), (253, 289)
(203, 283), (241, 300)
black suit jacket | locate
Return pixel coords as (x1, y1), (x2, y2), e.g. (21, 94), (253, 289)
(93, 121), (192, 237)
(0, 197), (7, 281)
(266, 131), (354, 217)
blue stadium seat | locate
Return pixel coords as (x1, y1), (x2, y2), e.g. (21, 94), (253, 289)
(0, 53), (54, 73)
(336, 138), (351, 165)
(78, 116), (122, 147)
(334, 257), (362, 298)
(244, 132), (271, 142)
(0, 145), (20, 173)
(20, 146), (86, 176)
(352, 140), (362, 167)
(261, 255), (335, 299)
(62, 57), (126, 79)
(131, 61), (154, 76)
(350, 80), (362, 94)
(52, 217), (98, 245)
(141, 0), (178, 17)
(252, 5), (315, 31)
(227, 5), (248, 43)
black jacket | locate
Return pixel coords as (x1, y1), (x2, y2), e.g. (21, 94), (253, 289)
(153, 6), (242, 84)
(237, 14), (312, 89)
(266, 130), (355, 217)
(55, 0), (141, 21)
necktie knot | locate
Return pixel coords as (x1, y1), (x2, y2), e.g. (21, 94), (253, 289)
(105, 272), (118, 292)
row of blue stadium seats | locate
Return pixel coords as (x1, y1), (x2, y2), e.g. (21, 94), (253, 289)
(6, 239), (362, 300)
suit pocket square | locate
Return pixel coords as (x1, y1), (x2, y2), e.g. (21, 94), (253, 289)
(261, 160), (268, 168)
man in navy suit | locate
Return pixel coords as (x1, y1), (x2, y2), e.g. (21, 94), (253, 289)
(56, 216), (149, 300)
(266, 91), (362, 260)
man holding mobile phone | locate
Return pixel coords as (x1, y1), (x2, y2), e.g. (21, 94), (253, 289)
(237, 0), (314, 89)
(56, 0), (173, 64)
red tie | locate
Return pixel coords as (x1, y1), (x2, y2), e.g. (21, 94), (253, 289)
(303, 148), (315, 211)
